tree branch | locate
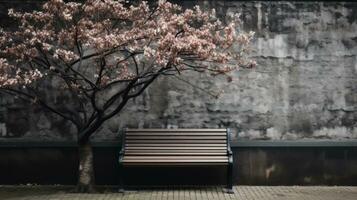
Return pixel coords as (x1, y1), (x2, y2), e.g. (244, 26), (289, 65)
(0, 88), (80, 126)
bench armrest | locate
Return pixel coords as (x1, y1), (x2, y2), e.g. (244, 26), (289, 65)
(226, 128), (233, 156)
(119, 149), (124, 156)
(118, 128), (126, 163)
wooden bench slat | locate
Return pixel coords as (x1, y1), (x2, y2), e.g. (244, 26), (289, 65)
(125, 147), (227, 150)
(126, 140), (227, 144)
(123, 162), (229, 166)
(123, 161), (230, 163)
(126, 152), (226, 154)
(123, 156), (228, 159)
(125, 149), (227, 152)
(126, 136), (226, 140)
(125, 144), (227, 147)
(122, 159), (228, 162)
(125, 150), (227, 154)
(126, 132), (227, 136)
(126, 129), (227, 132)
(124, 152), (227, 155)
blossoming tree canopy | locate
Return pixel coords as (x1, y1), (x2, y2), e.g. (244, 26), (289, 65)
(0, 0), (254, 88)
(0, 0), (255, 192)
(0, 0), (255, 137)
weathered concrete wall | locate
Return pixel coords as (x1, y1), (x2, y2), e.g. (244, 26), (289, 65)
(0, 1), (356, 141)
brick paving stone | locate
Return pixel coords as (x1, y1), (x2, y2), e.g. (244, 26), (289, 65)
(0, 186), (357, 200)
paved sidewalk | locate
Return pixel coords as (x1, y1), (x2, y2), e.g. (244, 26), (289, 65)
(0, 185), (356, 200)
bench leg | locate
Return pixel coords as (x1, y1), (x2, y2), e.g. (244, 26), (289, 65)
(226, 162), (234, 194)
(118, 164), (124, 193)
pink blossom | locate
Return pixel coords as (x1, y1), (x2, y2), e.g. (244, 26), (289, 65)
(0, 0), (254, 89)
(53, 49), (79, 62)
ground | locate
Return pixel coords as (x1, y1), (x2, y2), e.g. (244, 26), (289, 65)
(0, 186), (356, 200)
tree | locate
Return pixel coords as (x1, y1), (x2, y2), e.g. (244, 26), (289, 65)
(0, 0), (255, 192)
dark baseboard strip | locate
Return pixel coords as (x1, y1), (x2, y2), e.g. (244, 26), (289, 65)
(232, 140), (357, 147)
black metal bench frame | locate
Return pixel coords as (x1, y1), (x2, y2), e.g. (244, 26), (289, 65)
(118, 128), (233, 193)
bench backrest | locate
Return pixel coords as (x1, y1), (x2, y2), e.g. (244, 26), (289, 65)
(122, 129), (231, 156)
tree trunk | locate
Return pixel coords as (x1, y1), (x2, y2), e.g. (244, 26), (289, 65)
(76, 141), (95, 193)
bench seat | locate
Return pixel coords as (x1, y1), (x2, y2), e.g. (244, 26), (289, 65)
(118, 128), (233, 193)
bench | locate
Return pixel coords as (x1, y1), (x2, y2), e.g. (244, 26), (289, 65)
(118, 128), (234, 193)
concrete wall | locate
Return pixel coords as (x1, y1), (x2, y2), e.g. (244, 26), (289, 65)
(0, 1), (356, 141)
